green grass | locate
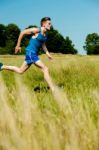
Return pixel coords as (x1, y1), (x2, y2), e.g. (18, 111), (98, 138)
(0, 54), (99, 150)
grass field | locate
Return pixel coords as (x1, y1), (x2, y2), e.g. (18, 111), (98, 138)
(0, 54), (99, 150)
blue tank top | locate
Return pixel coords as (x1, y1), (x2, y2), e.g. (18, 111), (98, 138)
(26, 31), (48, 54)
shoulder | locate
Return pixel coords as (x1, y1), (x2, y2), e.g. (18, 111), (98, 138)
(30, 27), (40, 34)
(22, 26), (40, 35)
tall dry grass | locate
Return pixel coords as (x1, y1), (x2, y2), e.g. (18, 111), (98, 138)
(0, 54), (99, 150)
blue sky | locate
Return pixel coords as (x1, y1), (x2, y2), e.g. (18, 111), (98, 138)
(0, 0), (99, 54)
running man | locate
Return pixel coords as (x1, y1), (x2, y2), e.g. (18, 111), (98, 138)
(0, 17), (55, 92)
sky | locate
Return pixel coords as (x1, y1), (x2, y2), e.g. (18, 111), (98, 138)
(0, 0), (99, 54)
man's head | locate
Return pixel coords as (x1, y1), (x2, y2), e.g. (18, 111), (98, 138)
(40, 17), (51, 30)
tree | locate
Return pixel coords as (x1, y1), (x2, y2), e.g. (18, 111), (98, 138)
(46, 27), (77, 54)
(62, 37), (77, 54)
(0, 24), (6, 47)
(5, 24), (20, 54)
(84, 33), (99, 54)
(46, 27), (64, 53)
(0, 23), (78, 55)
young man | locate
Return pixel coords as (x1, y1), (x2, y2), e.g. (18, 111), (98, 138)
(0, 17), (55, 92)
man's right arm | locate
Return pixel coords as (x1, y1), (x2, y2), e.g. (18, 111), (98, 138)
(15, 27), (39, 54)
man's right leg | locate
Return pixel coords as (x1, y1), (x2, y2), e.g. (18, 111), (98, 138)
(34, 60), (55, 92)
(1, 61), (31, 74)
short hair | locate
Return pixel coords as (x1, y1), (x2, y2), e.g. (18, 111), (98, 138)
(40, 17), (51, 26)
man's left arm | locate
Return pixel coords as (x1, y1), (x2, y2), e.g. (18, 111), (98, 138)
(42, 43), (53, 60)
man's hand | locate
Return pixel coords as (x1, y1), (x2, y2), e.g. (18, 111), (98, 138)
(48, 54), (53, 60)
(46, 51), (53, 60)
(15, 46), (21, 54)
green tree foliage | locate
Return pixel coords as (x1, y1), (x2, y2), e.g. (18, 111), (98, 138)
(63, 37), (77, 54)
(5, 24), (20, 54)
(84, 33), (99, 54)
(46, 27), (77, 54)
(0, 24), (6, 47)
(0, 23), (78, 54)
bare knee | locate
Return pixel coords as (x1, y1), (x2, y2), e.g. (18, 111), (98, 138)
(18, 68), (24, 74)
(42, 66), (49, 74)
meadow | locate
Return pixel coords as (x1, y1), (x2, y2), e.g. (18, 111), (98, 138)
(0, 54), (99, 150)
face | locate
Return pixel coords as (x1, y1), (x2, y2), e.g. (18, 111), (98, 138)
(43, 20), (52, 31)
